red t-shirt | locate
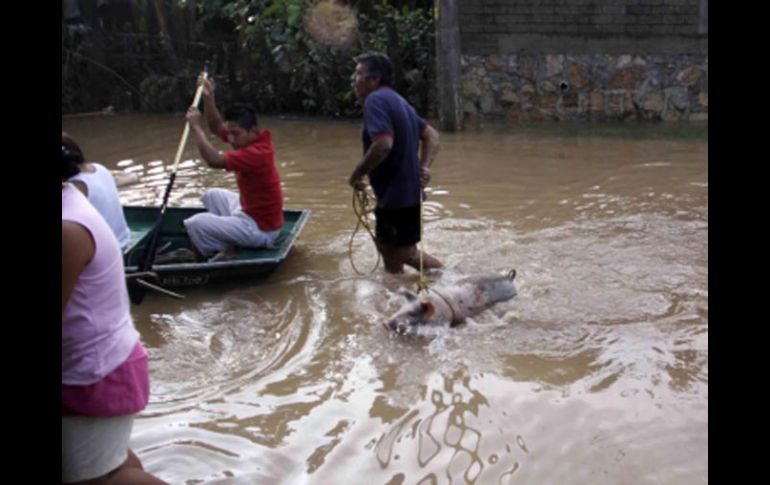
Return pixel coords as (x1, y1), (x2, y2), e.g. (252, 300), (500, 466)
(221, 129), (284, 231)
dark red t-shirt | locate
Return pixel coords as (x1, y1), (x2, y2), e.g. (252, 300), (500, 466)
(221, 129), (284, 231)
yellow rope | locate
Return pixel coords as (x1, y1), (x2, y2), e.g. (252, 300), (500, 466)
(416, 191), (457, 324)
(348, 183), (458, 325)
(348, 187), (381, 275)
(418, 197), (427, 293)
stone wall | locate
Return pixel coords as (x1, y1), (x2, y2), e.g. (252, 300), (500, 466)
(457, 0), (708, 121)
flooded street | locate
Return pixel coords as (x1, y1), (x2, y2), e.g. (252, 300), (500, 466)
(63, 113), (707, 484)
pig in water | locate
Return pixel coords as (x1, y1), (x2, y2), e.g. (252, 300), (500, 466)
(385, 270), (517, 334)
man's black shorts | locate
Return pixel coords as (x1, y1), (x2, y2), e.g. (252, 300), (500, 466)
(375, 205), (421, 247)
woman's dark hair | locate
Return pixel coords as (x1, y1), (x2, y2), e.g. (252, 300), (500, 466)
(62, 133), (83, 180)
(354, 52), (393, 87)
(223, 103), (258, 130)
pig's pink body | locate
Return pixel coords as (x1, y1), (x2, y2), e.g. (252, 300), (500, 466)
(386, 270), (517, 334)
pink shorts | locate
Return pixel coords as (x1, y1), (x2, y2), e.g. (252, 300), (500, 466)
(62, 341), (150, 416)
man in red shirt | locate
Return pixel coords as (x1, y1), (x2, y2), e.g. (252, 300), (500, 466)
(183, 76), (284, 261)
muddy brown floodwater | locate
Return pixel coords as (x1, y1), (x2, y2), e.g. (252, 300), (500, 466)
(63, 113), (707, 484)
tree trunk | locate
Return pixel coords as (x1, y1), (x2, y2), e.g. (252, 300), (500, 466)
(435, 0), (463, 131)
(354, 0), (374, 17)
(385, 17), (402, 91)
(151, 0), (179, 71)
(187, 0), (196, 47)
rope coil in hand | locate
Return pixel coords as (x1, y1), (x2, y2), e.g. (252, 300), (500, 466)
(348, 187), (381, 275)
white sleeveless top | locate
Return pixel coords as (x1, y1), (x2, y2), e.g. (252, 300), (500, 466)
(70, 163), (131, 250)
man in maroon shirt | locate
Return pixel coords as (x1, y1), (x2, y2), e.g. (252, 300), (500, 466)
(348, 52), (442, 273)
(183, 76), (284, 261)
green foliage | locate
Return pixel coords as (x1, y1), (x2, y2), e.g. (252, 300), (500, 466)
(211, 0), (435, 116)
(62, 0), (436, 117)
(138, 74), (187, 112)
(358, 1), (435, 112)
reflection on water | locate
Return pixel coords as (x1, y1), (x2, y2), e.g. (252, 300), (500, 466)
(63, 114), (707, 484)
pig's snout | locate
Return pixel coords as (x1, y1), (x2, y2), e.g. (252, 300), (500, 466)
(384, 319), (398, 332)
(384, 319), (411, 335)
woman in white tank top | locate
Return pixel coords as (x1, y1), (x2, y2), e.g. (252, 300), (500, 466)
(63, 133), (131, 250)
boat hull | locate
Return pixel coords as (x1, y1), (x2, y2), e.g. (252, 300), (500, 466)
(123, 206), (310, 288)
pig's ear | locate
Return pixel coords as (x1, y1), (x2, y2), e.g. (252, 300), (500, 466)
(399, 290), (418, 302)
(420, 301), (436, 318)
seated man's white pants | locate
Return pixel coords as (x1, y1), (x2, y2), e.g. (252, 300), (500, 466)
(183, 188), (281, 257)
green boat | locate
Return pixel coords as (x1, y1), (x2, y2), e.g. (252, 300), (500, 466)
(123, 206), (311, 289)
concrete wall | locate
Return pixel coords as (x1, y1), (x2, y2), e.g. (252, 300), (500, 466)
(457, 0), (708, 121)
